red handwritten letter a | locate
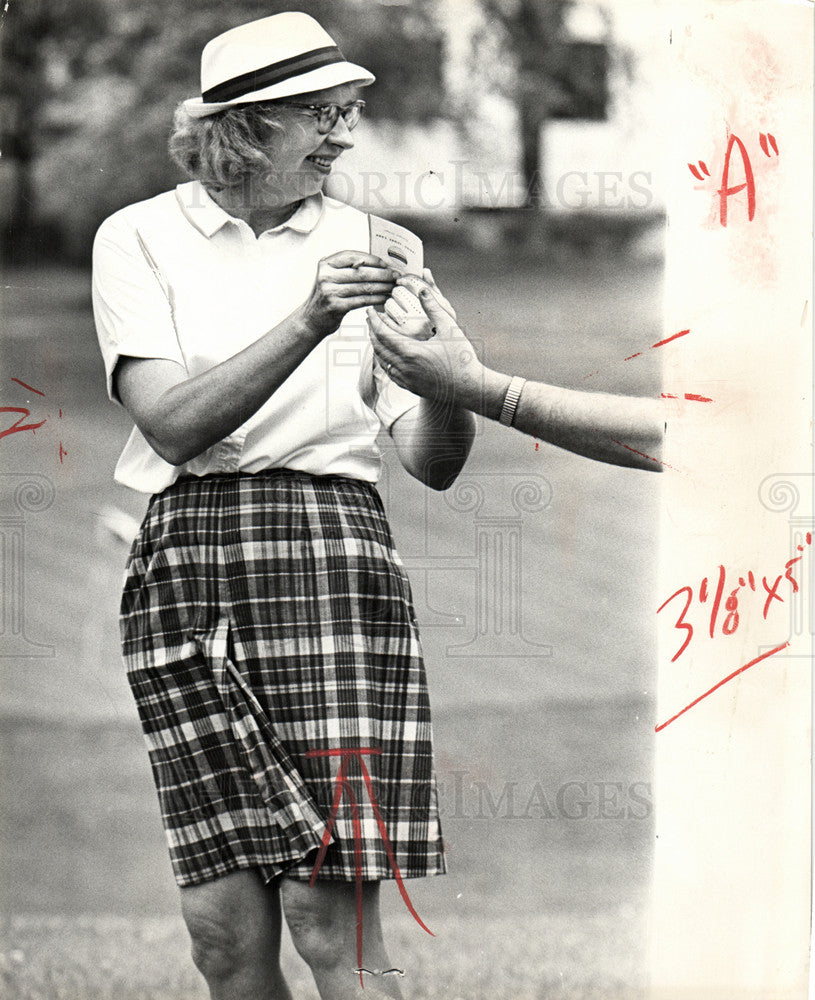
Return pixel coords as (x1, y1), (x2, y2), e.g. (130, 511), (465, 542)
(718, 134), (755, 226)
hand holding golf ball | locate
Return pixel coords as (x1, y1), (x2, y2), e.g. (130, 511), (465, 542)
(380, 270), (458, 340)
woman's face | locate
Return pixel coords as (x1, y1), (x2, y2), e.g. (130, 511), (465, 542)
(253, 82), (361, 206)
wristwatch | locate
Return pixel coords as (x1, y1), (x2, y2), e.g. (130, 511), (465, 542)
(498, 376), (527, 427)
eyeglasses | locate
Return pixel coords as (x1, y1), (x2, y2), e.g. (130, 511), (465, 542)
(273, 100), (366, 134)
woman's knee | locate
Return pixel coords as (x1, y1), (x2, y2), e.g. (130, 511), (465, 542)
(180, 870), (281, 984)
(183, 903), (246, 982)
(281, 879), (361, 970)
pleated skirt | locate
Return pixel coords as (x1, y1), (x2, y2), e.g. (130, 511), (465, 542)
(120, 469), (445, 886)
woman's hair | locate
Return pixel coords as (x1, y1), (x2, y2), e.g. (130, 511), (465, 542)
(168, 102), (285, 190)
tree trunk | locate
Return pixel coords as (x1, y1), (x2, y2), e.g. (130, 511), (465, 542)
(518, 94), (544, 208)
(1, 25), (43, 263)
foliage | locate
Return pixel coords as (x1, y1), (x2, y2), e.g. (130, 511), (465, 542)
(462, 0), (609, 204)
(1, 0), (611, 258)
(0, 0), (110, 257)
(2, 0), (445, 262)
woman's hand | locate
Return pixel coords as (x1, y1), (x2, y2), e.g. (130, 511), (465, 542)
(375, 274), (476, 490)
(298, 251), (397, 338)
(366, 279), (486, 410)
(378, 269), (457, 341)
(407, 268), (458, 319)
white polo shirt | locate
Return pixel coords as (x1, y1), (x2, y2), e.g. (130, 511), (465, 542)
(93, 181), (420, 495)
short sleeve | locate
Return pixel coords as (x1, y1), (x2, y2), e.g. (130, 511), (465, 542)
(370, 355), (421, 430)
(92, 216), (186, 404)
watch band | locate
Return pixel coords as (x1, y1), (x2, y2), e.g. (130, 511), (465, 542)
(498, 376), (527, 427)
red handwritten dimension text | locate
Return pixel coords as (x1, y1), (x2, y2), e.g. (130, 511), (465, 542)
(656, 534), (811, 730)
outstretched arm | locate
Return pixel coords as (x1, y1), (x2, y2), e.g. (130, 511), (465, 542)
(454, 363), (664, 472)
(367, 277), (665, 473)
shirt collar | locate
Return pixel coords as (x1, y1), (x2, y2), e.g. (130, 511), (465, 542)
(176, 181), (324, 239)
(283, 194), (324, 235)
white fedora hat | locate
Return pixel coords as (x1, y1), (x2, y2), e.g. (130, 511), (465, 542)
(183, 12), (375, 118)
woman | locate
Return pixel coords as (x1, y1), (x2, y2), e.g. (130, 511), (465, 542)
(93, 13), (474, 1000)
(368, 276), (666, 472)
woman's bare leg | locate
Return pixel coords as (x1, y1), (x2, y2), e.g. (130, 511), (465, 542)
(180, 869), (292, 1000)
(281, 878), (404, 999)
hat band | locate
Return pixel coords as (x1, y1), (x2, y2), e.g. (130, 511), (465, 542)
(202, 45), (345, 103)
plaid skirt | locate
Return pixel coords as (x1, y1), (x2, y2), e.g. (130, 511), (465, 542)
(120, 469), (445, 887)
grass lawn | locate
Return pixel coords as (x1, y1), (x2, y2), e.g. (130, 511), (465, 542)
(1, 243), (661, 998)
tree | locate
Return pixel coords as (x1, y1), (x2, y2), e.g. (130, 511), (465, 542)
(473, 0), (609, 207)
(0, 0), (109, 261)
(2, 0), (447, 262)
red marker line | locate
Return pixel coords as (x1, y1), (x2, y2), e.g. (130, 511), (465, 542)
(707, 565), (725, 638)
(306, 743), (433, 957)
(651, 329), (690, 349)
(584, 328), (690, 379)
(655, 640), (790, 732)
(684, 393), (713, 403)
(11, 378), (44, 395)
(610, 438), (677, 472)
(307, 757), (348, 887)
(346, 779), (364, 988)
